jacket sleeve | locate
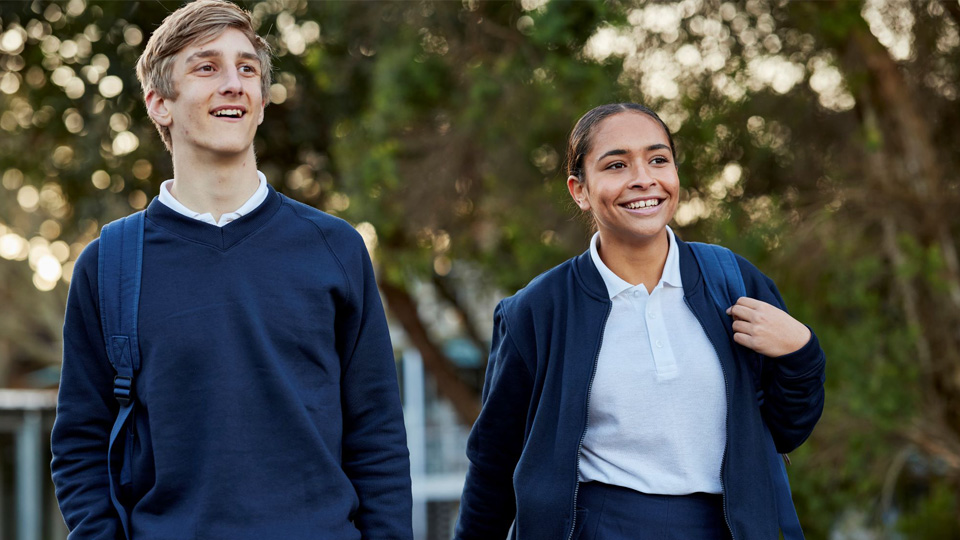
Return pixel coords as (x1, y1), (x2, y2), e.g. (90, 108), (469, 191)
(740, 258), (826, 454)
(334, 229), (412, 540)
(455, 302), (533, 540)
(50, 240), (124, 539)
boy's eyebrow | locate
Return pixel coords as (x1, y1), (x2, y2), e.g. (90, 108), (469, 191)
(183, 49), (221, 64)
(596, 144), (671, 163)
(183, 49), (261, 65)
(238, 51), (261, 64)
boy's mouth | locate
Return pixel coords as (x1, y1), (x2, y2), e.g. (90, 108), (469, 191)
(210, 106), (246, 118)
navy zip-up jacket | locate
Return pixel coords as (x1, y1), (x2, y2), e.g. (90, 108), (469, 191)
(455, 238), (825, 540)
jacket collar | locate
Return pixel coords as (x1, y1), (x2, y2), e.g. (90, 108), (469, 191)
(676, 235), (706, 300)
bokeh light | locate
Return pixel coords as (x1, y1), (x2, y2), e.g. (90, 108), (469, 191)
(98, 75), (123, 98)
(112, 131), (139, 155)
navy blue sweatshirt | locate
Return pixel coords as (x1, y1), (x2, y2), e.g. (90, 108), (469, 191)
(51, 186), (412, 540)
(455, 239), (825, 540)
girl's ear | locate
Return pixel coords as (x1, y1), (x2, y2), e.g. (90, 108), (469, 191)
(567, 175), (591, 211)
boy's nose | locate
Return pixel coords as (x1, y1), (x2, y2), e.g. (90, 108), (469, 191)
(219, 67), (243, 95)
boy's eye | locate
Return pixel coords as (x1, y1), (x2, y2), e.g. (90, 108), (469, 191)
(197, 64), (215, 72)
(651, 156), (669, 165)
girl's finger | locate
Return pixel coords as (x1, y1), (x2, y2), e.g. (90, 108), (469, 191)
(726, 304), (754, 321)
(732, 331), (753, 348)
(735, 296), (765, 309)
(731, 320), (750, 334)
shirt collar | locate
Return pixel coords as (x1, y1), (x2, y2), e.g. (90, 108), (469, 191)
(589, 226), (683, 299)
(158, 170), (269, 227)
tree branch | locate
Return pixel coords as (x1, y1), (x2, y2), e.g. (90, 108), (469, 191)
(431, 274), (488, 361)
(379, 280), (481, 426)
(905, 421), (960, 478)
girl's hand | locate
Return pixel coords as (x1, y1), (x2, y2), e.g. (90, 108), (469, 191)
(725, 297), (811, 357)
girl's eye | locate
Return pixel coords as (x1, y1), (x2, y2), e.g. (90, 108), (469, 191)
(651, 156), (669, 165)
(605, 162), (626, 170)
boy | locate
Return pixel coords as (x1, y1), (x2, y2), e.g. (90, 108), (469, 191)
(50, 2), (412, 538)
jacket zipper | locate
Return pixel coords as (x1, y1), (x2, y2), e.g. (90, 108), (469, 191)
(566, 302), (611, 540)
(685, 296), (736, 540)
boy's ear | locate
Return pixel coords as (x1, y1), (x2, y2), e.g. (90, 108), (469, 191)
(257, 100), (265, 125)
(145, 90), (172, 127)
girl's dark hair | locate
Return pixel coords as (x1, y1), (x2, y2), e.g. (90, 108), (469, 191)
(565, 103), (677, 182)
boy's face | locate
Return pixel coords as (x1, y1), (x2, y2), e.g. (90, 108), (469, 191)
(148, 27), (265, 157)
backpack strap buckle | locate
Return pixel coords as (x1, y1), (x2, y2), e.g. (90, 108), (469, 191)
(113, 375), (133, 406)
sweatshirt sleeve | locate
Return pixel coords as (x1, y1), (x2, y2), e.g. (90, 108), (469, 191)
(454, 301), (533, 540)
(50, 240), (124, 539)
(333, 229), (413, 540)
(740, 257), (826, 454)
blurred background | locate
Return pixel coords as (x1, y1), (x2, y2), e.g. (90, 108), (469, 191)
(1, 0), (959, 538)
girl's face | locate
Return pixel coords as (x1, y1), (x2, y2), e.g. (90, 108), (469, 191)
(567, 111), (679, 248)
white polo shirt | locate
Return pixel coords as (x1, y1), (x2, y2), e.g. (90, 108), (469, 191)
(578, 227), (727, 495)
(157, 171), (269, 227)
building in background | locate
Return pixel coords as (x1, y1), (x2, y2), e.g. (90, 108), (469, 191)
(0, 389), (59, 540)
(403, 348), (471, 540)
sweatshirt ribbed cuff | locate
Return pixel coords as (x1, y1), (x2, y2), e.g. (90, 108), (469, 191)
(773, 326), (824, 379)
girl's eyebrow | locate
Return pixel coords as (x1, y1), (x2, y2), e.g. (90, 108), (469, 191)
(645, 143), (671, 153)
(595, 144), (670, 163)
(596, 149), (626, 163)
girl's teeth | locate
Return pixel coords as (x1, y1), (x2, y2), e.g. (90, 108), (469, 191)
(627, 199), (659, 209)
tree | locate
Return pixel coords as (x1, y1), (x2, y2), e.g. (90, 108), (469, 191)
(2, 0), (960, 535)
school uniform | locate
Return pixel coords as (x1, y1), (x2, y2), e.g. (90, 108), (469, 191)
(454, 228), (825, 540)
(52, 175), (412, 539)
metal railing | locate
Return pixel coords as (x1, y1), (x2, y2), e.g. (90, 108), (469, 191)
(2, 353), (471, 540)
(0, 389), (64, 540)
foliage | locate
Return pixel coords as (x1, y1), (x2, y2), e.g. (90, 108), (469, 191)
(896, 480), (960, 540)
(2, 0), (960, 534)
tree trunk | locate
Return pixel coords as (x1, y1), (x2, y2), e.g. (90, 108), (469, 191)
(431, 275), (488, 361)
(833, 7), (960, 474)
(380, 280), (482, 426)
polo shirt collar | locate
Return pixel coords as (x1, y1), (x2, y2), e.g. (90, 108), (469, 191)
(589, 226), (684, 299)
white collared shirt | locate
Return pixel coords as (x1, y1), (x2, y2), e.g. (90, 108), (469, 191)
(157, 171), (269, 227)
(578, 226), (727, 495)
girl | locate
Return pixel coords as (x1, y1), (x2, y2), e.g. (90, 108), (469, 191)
(455, 103), (825, 540)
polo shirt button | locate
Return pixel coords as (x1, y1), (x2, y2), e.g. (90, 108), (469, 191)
(648, 312), (657, 319)
(656, 340), (663, 348)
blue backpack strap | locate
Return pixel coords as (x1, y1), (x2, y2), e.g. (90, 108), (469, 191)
(688, 242), (804, 540)
(688, 242), (746, 313)
(687, 243), (760, 388)
(97, 211), (145, 540)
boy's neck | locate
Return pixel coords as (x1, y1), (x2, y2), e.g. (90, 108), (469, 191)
(168, 146), (260, 221)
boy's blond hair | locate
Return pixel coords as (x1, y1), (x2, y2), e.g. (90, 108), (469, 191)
(135, 0), (272, 151)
